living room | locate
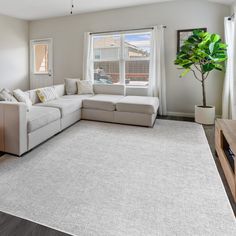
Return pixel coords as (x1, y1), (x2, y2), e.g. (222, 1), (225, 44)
(0, 0), (236, 235)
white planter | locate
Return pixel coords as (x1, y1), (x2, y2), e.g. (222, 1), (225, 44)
(195, 105), (215, 125)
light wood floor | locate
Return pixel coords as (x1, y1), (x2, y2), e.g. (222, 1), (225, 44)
(0, 116), (235, 236)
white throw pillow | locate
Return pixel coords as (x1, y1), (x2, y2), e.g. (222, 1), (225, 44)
(65, 78), (80, 95)
(0, 89), (18, 102)
(36, 87), (58, 103)
(77, 80), (94, 95)
(13, 89), (32, 110)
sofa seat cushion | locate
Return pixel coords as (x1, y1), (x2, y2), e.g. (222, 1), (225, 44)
(36, 98), (82, 117)
(83, 94), (124, 111)
(27, 106), (60, 133)
(116, 96), (159, 114)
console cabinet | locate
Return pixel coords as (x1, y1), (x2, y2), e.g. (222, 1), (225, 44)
(0, 107), (4, 151)
(215, 119), (236, 202)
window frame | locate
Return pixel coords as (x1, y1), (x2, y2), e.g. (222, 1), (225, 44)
(92, 29), (152, 87)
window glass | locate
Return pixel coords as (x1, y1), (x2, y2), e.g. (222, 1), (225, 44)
(34, 44), (49, 73)
(125, 61), (149, 86)
(92, 31), (151, 86)
(93, 35), (121, 61)
(94, 61), (120, 84)
(124, 33), (151, 59)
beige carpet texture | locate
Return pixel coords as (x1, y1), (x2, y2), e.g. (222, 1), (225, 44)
(0, 120), (235, 235)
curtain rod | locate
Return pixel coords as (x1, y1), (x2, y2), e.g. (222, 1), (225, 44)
(228, 13), (235, 20)
(90, 26), (167, 35)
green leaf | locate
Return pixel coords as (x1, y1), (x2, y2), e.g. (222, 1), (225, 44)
(203, 63), (215, 72)
(209, 42), (215, 54)
(214, 53), (227, 59)
(198, 41), (207, 49)
(180, 68), (191, 77)
(211, 34), (220, 43)
(212, 57), (227, 63)
(214, 64), (223, 71)
(219, 43), (227, 49)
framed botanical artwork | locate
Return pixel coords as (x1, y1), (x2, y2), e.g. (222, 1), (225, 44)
(177, 28), (207, 53)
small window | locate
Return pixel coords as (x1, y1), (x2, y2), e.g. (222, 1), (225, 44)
(34, 44), (49, 73)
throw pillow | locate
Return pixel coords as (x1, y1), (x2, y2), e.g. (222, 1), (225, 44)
(0, 89), (18, 102)
(65, 78), (80, 95)
(36, 87), (58, 103)
(13, 89), (32, 110)
(77, 80), (94, 95)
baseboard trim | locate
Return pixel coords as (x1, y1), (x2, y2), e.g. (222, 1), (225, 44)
(167, 111), (222, 119)
(166, 112), (194, 118)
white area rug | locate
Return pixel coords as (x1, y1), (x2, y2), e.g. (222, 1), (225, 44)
(0, 120), (235, 235)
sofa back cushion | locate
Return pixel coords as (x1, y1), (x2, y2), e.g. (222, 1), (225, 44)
(93, 84), (125, 96)
(65, 78), (79, 95)
(36, 87), (58, 103)
(0, 89), (18, 102)
(13, 89), (32, 110)
(26, 89), (40, 105)
(54, 84), (65, 97)
(77, 80), (94, 95)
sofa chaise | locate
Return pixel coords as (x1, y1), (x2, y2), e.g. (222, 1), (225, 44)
(0, 84), (159, 156)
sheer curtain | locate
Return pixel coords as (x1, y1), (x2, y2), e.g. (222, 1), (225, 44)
(222, 17), (236, 119)
(149, 26), (167, 115)
(83, 32), (94, 82)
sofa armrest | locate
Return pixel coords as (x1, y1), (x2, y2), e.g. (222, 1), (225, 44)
(0, 102), (27, 156)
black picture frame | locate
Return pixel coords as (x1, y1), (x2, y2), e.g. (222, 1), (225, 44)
(177, 28), (207, 53)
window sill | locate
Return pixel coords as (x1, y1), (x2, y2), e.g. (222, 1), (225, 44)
(94, 83), (149, 89)
(126, 85), (148, 89)
(33, 73), (49, 75)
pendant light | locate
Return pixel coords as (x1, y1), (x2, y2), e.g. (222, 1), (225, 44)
(70, 0), (74, 15)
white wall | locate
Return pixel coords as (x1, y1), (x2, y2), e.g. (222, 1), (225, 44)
(230, 2), (235, 13)
(0, 14), (29, 91)
(29, 0), (230, 116)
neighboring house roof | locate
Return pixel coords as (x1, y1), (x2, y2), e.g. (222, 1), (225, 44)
(94, 37), (121, 48)
(94, 37), (149, 57)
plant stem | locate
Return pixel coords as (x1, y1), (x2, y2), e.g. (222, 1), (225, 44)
(201, 74), (206, 107)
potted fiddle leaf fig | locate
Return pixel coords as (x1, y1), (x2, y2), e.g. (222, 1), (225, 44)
(174, 30), (227, 125)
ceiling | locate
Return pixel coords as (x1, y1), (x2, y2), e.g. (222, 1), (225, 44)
(0, 0), (234, 21)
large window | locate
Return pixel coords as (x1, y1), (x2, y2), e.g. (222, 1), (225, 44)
(92, 31), (151, 86)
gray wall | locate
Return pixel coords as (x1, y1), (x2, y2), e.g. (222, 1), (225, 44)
(0, 14), (29, 90)
(29, 0), (230, 116)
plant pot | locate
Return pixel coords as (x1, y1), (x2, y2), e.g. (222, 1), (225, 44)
(195, 105), (215, 125)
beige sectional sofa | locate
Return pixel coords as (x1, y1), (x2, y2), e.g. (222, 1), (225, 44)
(0, 84), (159, 156)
